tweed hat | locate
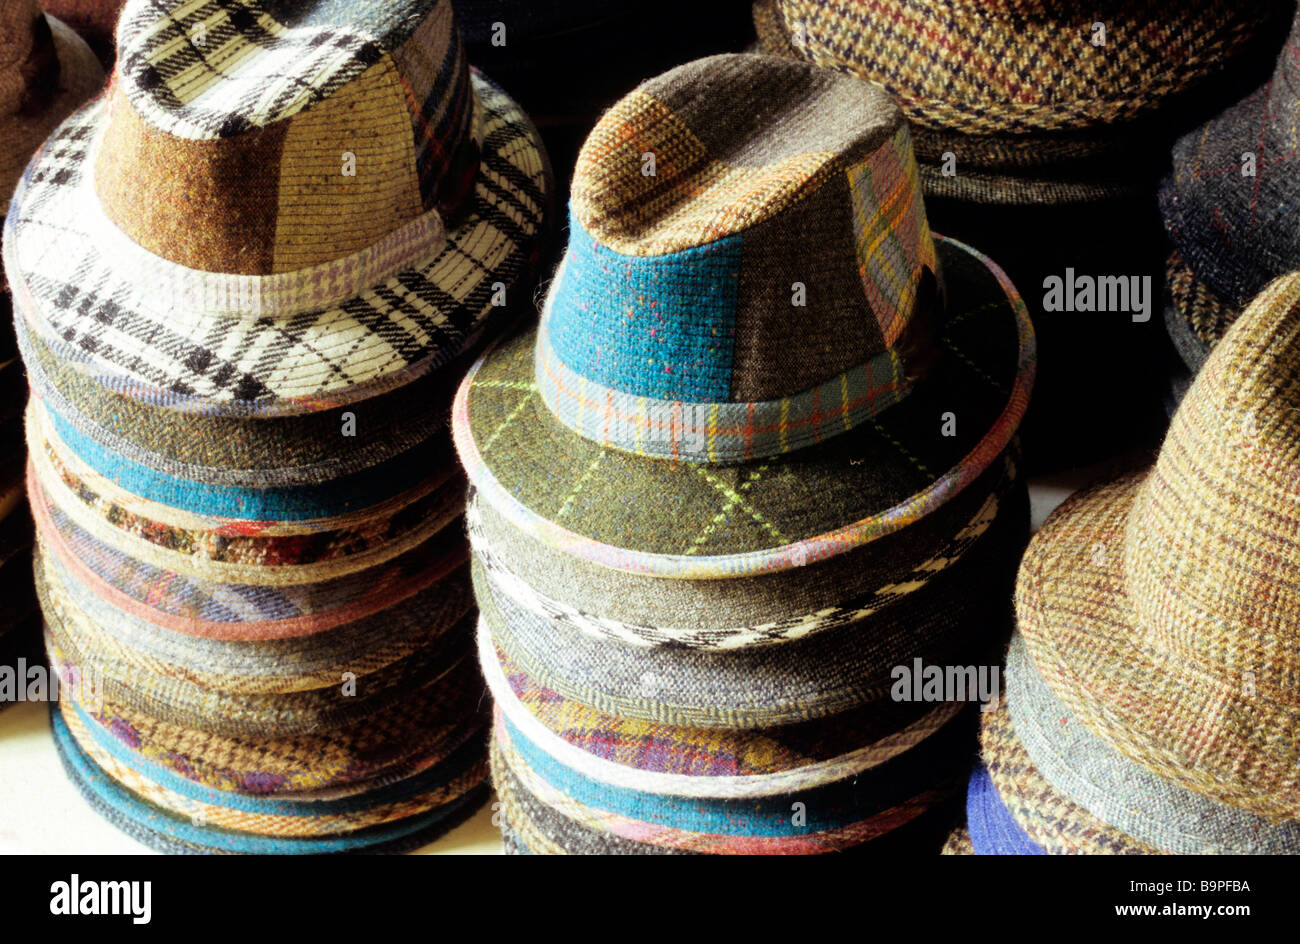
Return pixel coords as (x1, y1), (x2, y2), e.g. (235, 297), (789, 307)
(1015, 273), (1300, 822)
(3, 0), (550, 421)
(1159, 9), (1300, 372)
(759, 0), (1286, 136)
(454, 53), (1034, 580)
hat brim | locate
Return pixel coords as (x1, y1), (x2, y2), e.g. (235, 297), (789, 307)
(52, 704), (489, 854)
(455, 235), (1034, 578)
(1018, 472), (1300, 821)
(977, 692), (1154, 855)
(4, 71), (550, 415)
(0, 15), (104, 209)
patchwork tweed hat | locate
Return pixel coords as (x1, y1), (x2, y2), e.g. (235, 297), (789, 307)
(1159, 8), (1300, 373)
(4, 0), (551, 427)
(1011, 273), (1300, 826)
(454, 52), (1035, 580)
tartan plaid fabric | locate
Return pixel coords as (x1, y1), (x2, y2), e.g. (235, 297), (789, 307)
(848, 123), (938, 347)
(116, 0), (430, 140)
(5, 71), (547, 409)
(770, 0), (1287, 134)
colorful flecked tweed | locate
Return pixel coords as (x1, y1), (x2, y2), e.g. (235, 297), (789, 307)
(480, 624), (958, 798)
(493, 714), (962, 854)
(36, 396), (456, 520)
(767, 0), (1286, 135)
(978, 692), (1154, 856)
(1004, 633), (1300, 854)
(472, 479), (1023, 729)
(1159, 9), (1300, 317)
(53, 705), (490, 854)
(456, 235), (1034, 577)
(61, 699), (487, 838)
(52, 633), (489, 797)
(1014, 274), (1300, 824)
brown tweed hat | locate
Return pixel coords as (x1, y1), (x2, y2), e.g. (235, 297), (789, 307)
(0, 0), (104, 209)
(1018, 272), (1300, 821)
(757, 0), (1287, 136)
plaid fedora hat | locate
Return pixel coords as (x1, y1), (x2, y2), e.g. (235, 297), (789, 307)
(1014, 273), (1300, 824)
(454, 52), (1035, 580)
(3, 0), (550, 417)
(1159, 8), (1300, 372)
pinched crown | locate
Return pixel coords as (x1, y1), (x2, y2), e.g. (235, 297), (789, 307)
(96, 0), (480, 275)
(1125, 273), (1300, 706)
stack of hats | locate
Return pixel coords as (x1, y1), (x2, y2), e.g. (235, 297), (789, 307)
(951, 274), (1300, 855)
(453, 53), (1037, 854)
(753, 0), (1291, 471)
(1159, 7), (1300, 407)
(3, 0), (550, 852)
(453, 0), (754, 201)
(0, 0), (103, 702)
(39, 0), (127, 68)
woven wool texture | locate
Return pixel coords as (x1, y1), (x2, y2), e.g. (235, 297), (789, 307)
(767, 0), (1287, 135)
(465, 447), (1019, 647)
(1015, 274), (1300, 824)
(1003, 634), (1300, 854)
(6, 0), (558, 853)
(1160, 8), (1300, 315)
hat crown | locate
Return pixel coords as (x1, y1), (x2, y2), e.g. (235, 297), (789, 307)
(1125, 274), (1300, 704)
(544, 53), (938, 426)
(96, 0), (480, 276)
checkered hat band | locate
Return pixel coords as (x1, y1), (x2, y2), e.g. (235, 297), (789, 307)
(535, 294), (910, 463)
(478, 621), (959, 800)
(61, 124), (451, 317)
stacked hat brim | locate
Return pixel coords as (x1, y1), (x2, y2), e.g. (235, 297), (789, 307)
(4, 0), (551, 852)
(456, 53), (1037, 854)
(0, 5), (105, 700)
(955, 275), (1300, 855)
(35, 1), (127, 69)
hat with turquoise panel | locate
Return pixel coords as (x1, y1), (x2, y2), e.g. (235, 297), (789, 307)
(453, 53), (1035, 579)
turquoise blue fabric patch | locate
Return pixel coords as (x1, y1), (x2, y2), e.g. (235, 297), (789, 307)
(548, 211), (741, 401)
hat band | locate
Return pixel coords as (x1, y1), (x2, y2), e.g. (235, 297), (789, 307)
(1006, 635), (1300, 854)
(76, 131), (449, 318)
(534, 307), (911, 464)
